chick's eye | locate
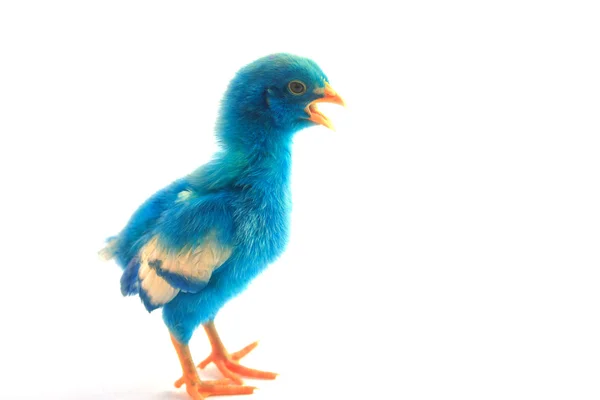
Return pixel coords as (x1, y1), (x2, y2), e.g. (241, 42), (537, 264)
(288, 80), (306, 95)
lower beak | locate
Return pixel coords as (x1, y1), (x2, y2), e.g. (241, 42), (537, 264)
(304, 82), (345, 130)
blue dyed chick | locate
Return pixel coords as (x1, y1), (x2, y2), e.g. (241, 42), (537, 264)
(100, 53), (344, 399)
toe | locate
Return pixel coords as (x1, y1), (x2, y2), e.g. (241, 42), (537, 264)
(214, 359), (244, 385)
(231, 341), (259, 361)
(225, 361), (278, 380)
(175, 376), (185, 388)
(200, 383), (255, 396)
(198, 354), (213, 370)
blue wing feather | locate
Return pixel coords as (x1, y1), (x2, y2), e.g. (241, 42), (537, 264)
(148, 259), (208, 293)
(120, 258), (140, 296)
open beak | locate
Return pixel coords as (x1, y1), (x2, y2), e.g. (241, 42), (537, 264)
(304, 82), (345, 130)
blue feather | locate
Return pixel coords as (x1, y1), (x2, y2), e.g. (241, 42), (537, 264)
(148, 259), (208, 293)
(120, 259), (140, 296)
(112, 179), (189, 270)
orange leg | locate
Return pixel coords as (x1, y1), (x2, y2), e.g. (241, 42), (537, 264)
(170, 334), (255, 399)
(196, 321), (278, 385)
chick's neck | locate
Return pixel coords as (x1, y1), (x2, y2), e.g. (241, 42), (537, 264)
(188, 124), (294, 195)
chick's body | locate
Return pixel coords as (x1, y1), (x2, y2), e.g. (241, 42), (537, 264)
(118, 144), (292, 343)
(101, 53), (343, 399)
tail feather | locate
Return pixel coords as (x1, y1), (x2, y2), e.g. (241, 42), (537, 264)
(98, 236), (118, 261)
(99, 235), (141, 297)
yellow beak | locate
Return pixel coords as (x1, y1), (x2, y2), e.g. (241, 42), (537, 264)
(304, 82), (345, 130)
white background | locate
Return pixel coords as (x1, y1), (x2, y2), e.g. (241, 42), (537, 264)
(1, 1), (599, 399)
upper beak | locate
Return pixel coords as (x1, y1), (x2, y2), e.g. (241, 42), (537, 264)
(304, 82), (345, 130)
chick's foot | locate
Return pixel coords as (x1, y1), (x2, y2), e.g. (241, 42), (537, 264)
(175, 373), (254, 400)
(198, 341), (278, 385)
(199, 321), (278, 385)
(171, 334), (255, 399)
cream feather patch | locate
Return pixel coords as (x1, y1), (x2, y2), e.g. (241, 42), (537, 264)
(137, 232), (232, 306)
(138, 262), (179, 305)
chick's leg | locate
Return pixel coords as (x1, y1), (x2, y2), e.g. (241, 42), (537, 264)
(197, 320), (278, 385)
(170, 334), (254, 399)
